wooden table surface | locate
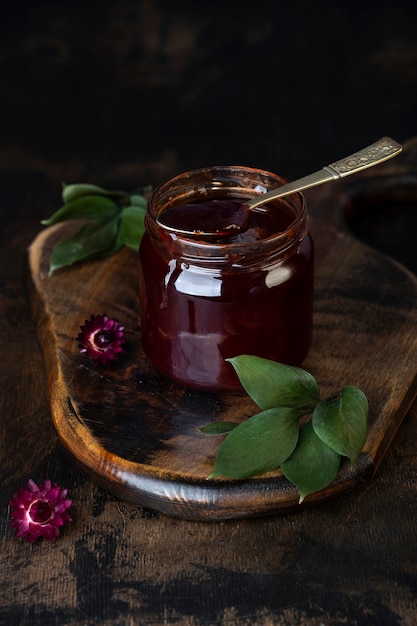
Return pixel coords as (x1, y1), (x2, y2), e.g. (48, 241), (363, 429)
(2, 4), (417, 625)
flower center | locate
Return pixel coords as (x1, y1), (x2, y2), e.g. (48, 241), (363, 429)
(93, 330), (112, 350)
(28, 499), (54, 525)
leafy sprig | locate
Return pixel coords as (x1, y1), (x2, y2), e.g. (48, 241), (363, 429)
(200, 355), (368, 502)
(42, 183), (148, 274)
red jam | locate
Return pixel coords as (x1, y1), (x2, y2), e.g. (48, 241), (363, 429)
(138, 166), (314, 393)
(157, 199), (251, 235)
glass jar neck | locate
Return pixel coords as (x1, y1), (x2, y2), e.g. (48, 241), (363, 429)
(145, 166), (309, 269)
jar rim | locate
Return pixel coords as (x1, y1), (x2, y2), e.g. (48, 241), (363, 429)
(146, 165), (309, 265)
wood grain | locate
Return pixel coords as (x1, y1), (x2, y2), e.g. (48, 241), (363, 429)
(26, 173), (417, 520)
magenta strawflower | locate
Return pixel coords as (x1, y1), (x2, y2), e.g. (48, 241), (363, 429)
(9, 479), (73, 543)
(77, 313), (125, 364)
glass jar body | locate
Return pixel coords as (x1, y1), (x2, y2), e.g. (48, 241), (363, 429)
(138, 166), (314, 392)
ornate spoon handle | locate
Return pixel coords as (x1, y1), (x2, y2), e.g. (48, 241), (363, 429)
(246, 137), (402, 210)
(326, 136), (403, 176)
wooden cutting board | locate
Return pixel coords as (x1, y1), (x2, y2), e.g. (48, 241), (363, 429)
(26, 158), (417, 520)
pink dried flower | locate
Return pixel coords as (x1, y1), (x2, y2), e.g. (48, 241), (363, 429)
(78, 313), (125, 364)
(9, 479), (73, 543)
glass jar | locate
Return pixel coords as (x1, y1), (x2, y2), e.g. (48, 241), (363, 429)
(138, 166), (314, 392)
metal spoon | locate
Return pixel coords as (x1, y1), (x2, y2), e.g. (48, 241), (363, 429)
(156, 137), (402, 237)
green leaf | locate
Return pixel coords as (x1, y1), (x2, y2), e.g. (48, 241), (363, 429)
(312, 385), (368, 464)
(42, 195), (120, 226)
(226, 355), (320, 411)
(281, 421), (341, 502)
(49, 217), (119, 273)
(209, 407), (300, 479)
(61, 183), (129, 204)
(116, 205), (146, 250)
(199, 422), (238, 435)
(129, 194), (148, 208)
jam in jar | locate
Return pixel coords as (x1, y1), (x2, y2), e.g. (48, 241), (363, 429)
(138, 166), (314, 392)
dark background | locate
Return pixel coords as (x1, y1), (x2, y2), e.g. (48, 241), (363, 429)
(1, 0), (417, 226)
